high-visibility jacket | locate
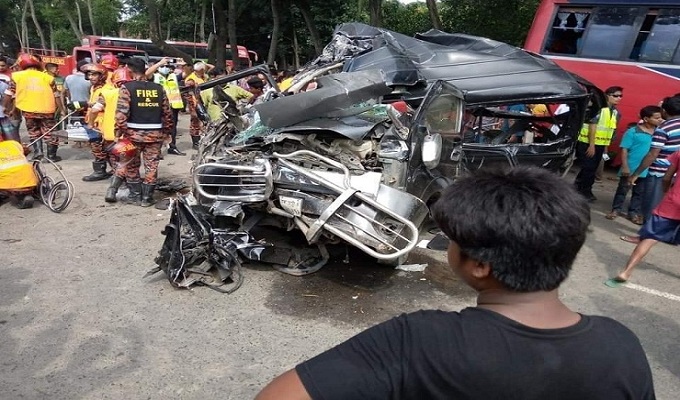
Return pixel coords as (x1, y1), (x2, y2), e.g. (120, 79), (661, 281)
(578, 107), (618, 146)
(0, 140), (38, 190)
(90, 83), (119, 141)
(154, 73), (184, 109)
(12, 70), (56, 114)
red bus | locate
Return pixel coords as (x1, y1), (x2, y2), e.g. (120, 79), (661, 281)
(524, 0), (680, 160)
(81, 36), (258, 70)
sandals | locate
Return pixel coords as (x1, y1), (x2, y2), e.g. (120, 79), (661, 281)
(620, 235), (641, 244)
(629, 215), (644, 225)
(605, 211), (619, 220)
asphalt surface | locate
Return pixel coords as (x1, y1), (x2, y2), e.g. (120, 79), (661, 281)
(1, 116), (679, 399)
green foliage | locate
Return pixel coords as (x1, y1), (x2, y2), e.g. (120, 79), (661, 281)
(0, 0), (541, 65)
(382, 0), (431, 37)
(440, 0), (541, 46)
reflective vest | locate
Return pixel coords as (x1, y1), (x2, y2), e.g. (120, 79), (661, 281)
(154, 73), (183, 109)
(578, 107), (618, 146)
(123, 80), (165, 130)
(12, 69), (56, 114)
(0, 140), (38, 190)
(90, 83), (119, 141)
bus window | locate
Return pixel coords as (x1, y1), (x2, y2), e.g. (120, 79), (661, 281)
(637, 9), (680, 63)
(579, 7), (640, 59)
(544, 8), (591, 55)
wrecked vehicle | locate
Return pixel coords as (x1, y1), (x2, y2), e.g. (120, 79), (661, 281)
(152, 23), (605, 292)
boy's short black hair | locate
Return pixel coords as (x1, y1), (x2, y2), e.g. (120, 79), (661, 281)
(247, 77), (264, 89)
(605, 86), (623, 95)
(661, 95), (680, 116)
(432, 166), (590, 292)
(127, 58), (146, 74)
(640, 105), (662, 119)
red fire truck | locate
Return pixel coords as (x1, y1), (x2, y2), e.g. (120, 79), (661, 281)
(24, 45), (149, 76)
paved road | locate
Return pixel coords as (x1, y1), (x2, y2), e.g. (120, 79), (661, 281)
(1, 117), (679, 399)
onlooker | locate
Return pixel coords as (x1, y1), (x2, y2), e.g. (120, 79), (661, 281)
(63, 59), (92, 107)
(256, 166), (655, 400)
(574, 86), (622, 202)
(622, 94), (680, 243)
(607, 150), (680, 285)
(184, 61), (214, 149)
(0, 56), (12, 82)
(146, 57), (186, 156)
(605, 106), (663, 224)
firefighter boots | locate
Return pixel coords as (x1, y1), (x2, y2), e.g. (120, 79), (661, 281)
(15, 194), (35, 209)
(46, 144), (62, 162)
(141, 183), (156, 207)
(31, 140), (44, 160)
(82, 160), (111, 182)
(122, 181), (142, 205)
(105, 176), (124, 203)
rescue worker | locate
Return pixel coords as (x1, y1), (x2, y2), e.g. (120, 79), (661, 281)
(0, 139), (38, 209)
(184, 61), (214, 149)
(574, 86), (622, 202)
(109, 58), (172, 207)
(146, 57), (186, 155)
(100, 53), (120, 85)
(103, 68), (134, 203)
(81, 63), (113, 181)
(1, 53), (65, 161)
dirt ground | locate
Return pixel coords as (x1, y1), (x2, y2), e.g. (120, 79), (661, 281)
(1, 116), (679, 399)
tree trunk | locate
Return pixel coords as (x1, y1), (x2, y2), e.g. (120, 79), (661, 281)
(65, 12), (83, 40)
(295, 0), (322, 56)
(212, 0), (228, 68)
(20, 0), (30, 49)
(27, 0), (47, 49)
(85, 0), (96, 35)
(75, 0), (84, 36)
(49, 22), (56, 54)
(199, 0), (207, 42)
(267, 0), (281, 65)
(368, 0), (382, 27)
(227, 0), (238, 68)
(425, 0), (442, 30)
(144, 0), (193, 63)
(292, 29), (300, 70)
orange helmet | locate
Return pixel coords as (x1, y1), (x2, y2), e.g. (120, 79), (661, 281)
(109, 138), (137, 159)
(111, 67), (132, 86)
(100, 54), (119, 71)
(83, 63), (107, 75)
(16, 53), (41, 70)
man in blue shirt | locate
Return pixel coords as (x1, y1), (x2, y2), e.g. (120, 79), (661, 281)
(630, 96), (680, 218)
(606, 106), (662, 224)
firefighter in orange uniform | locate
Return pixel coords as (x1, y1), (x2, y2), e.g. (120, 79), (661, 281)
(81, 63), (112, 181)
(1, 54), (66, 161)
(0, 139), (38, 209)
(110, 58), (172, 207)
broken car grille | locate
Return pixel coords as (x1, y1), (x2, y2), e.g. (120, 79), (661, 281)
(193, 160), (273, 202)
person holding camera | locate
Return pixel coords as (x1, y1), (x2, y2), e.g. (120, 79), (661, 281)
(146, 57), (186, 156)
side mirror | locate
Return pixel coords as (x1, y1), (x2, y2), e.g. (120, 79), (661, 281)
(422, 132), (442, 170)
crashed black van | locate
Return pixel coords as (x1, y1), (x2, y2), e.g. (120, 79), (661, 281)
(152, 23), (605, 292)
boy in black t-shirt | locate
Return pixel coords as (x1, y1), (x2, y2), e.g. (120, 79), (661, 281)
(256, 166), (655, 400)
